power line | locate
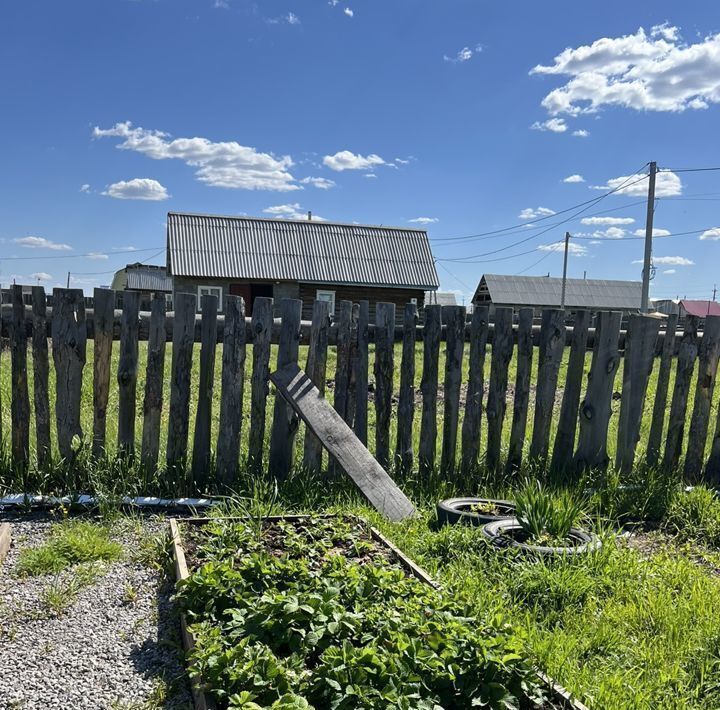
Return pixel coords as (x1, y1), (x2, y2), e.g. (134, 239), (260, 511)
(515, 249), (554, 275)
(0, 246), (164, 262)
(661, 166), (720, 173)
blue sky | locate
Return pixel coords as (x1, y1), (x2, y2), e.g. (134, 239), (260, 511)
(1, 1), (719, 302)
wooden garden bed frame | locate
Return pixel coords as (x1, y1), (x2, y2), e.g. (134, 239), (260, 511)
(169, 516), (589, 710)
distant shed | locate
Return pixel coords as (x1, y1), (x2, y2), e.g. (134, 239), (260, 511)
(680, 300), (720, 318)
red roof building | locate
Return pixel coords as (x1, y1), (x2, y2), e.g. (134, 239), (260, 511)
(680, 300), (720, 318)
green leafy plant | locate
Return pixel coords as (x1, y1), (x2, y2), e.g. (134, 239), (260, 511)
(514, 481), (586, 545)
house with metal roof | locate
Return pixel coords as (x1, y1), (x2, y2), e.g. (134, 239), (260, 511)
(472, 274), (642, 312)
(166, 212), (439, 320)
(111, 263), (173, 309)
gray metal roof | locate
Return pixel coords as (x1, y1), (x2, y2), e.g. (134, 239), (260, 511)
(425, 291), (458, 307)
(166, 212), (439, 290)
(473, 274), (642, 311)
(126, 267), (173, 292)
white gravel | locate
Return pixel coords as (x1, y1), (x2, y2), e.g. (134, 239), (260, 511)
(0, 512), (192, 709)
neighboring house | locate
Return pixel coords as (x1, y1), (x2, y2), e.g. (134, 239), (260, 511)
(111, 263), (173, 310)
(166, 212), (439, 321)
(651, 298), (681, 316)
(472, 274), (642, 312)
(679, 300), (720, 319)
(424, 291), (458, 307)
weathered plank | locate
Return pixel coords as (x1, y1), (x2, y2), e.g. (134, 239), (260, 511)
(662, 316), (700, 472)
(684, 316), (720, 481)
(302, 299), (330, 472)
(216, 295), (246, 488)
(117, 290), (140, 455)
(10, 285), (30, 471)
(486, 307), (514, 473)
(166, 292), (196, 471)
(140, 293), (166, 473)
(52, 289), (87, 461)
(573, 311), (622, 473)
(270, 362), (415, 521)
(646, 314), (679, 467)
(507, 307), (534, 473)
(395, 302), (418, 474)
(0, 523), (10, 565)
(529, 309), (566, 466)
(31, 286), (51, 467)
(191, 295), (218, 489)
(374, 302), (396, 470)
(419, 305), (442, 476)
(550, 310), (590, 478)
(440, 305), (466, 476)
(268, 298), (303, 479)
(333, 300), (353, 422)
(461, 306), (490, 475)
(248, 296), (273, 473)
(91, 288), (115, 460)
(354, 301), (370, 445)
(615, 314), (661, 474)
(346, 303), (360, 432)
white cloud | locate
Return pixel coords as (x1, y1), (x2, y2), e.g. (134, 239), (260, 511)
(592, 170), (682, 197)
(14, 236), (71, 251)
(599, 227), (627, 239)
(87, 252), (109, 260)
(323, 150), (386, 171)
(538, 241), (587, 255)
(632, 255), (694, 266)
(214, 0), (229, 8)
(663, 269), (677, 274)
(395, 158), (410, 165)
(300, 176), (336, 190)
(112, 246), (137, 252)
(263, 203), (327, 221)
(94, 121), (299, 192)
(443, 44), (482, 63)
(530, 118), (568, 133)
(572, 129), (589, 137)
(286, 12), (300, 25)
(519, 206), (555, 220)
(563, 174), (585, 183)
(589, 240), (603, 245)
(30, 272), (52, 282)
(530, 26), (720, 117)
(363, 173), (377, 179)
(700, 227), (720, 240)
(344, 7), (353, 17)
(632, 227), (671, 237)
(408, 217), (439, 224)
(102, 178), (169, 201)
(80, 184), (91, 193)
(581, 216), (635, 225)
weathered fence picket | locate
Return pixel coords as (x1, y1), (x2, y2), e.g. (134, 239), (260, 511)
(31, 286), (51, 467)
(486, 307), (514, 473)
(461, 306), (489, 475)
(91, 289), (115, 460)
(419, 305), (441, 476)
(334, 301), (353, 423)
(141, 293), (166, 473)
(248, 297), (273, 473)
(507, 307), (534, 473)
(374, 302), (395, 470)
(117, 291), (140, 455)
(395, 302), (418, 474)
(10, 286), (30, 471)
(441, 306), (466, 476)
(303, 299), (330, 472)
(354, 301), (370, 445)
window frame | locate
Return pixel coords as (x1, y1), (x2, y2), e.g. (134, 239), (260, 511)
(316, 289), (336, 315)
(197, 285), (223, 311)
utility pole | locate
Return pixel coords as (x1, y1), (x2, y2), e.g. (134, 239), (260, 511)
(560, 231), (570, 310)
(66, 271), (70, 288)
(640, 161), (657, 313)
(713, 284), (717, 301)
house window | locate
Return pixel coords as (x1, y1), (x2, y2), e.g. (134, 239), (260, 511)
(316, 289), (336, 314)
(197, 285), (222, 311)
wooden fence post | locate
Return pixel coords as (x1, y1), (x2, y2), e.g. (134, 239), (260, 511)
(52, 288), (87, 461)
(140, 293), (166, 474)
(117, 290), (140, 455)
(395, 302), (418, 474)
(334, 300), (353, 423)
(374, 302), (395, 470)
(441, 305), (466, 476)
(573, 311), (621, 473)
(550, 309), (590, 479)
(31, 286), (51, 467)
(10, 285), (30, 472)
(662, 316), (699, 472)
(354, 301), (369, 445)
(92, 288), (115, 460)
(269, 298), (302, 479)
(615, 314), (661, 474)
(419, 304), (442, 476)
(486, 307), (514, 474)
(461, 306), (489, 476)
(346, 303), (360, 432)
(166, 292), (196, 472)
(248, 296), (273, 473)
(303, 299), (330, 472)
(191, 295), (218, 490)
(684, 315), (720, 481)
(507, 307), (534, 473)
(646, 314), (679, 467)
(216, 295), (246, 489)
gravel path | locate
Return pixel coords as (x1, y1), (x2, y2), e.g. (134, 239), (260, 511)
(0, 512), (192, 709)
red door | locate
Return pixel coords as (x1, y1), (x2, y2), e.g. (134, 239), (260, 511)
(229, 283), (252, 315)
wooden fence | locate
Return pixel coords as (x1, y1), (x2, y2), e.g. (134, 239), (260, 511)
(1, 285), (720, 493)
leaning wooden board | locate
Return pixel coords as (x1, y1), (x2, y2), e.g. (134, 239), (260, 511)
(169, 516), (589, 710)
(0, 523), (10, 565)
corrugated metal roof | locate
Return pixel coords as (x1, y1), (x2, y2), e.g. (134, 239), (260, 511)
(680, 300), (720, 318)
(424, 291), (458, 307)
(126, 267), (173, 292)
(166, 212), (439, 290)
(473, 274), (642, 310)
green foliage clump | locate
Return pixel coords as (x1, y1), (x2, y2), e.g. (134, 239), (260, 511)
(665, 486), (720, 546)
(16, 519), (123, 576)
(514, 481), (586, 545)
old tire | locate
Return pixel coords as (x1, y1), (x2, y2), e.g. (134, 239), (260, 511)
(436, 497), (516, 526)
(481, 518), (601, 556)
